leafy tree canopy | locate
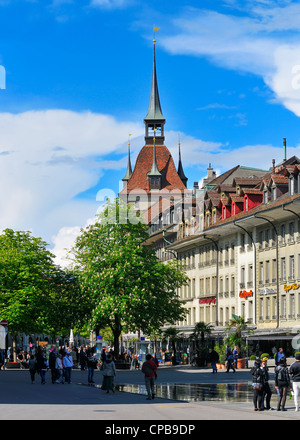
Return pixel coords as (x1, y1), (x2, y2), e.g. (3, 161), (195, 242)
(70, 198), (188, 357)
(0, 229), (85, 350)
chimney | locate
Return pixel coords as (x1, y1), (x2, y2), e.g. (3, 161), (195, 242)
(272, 159), (275, 174)
(283, 138), (287, 161)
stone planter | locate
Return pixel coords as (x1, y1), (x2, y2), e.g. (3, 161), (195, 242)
(5, 362), (20, 369)
(216, 363), (225, 370)
(237, 358), (246, 369)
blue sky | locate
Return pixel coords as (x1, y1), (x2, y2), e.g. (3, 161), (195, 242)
(1, 0), (300, 264)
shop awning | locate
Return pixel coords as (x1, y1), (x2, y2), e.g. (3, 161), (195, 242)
(247, 335), (295, 341)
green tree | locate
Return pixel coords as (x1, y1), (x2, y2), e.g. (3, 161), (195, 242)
(0, 229), (85, 360)
(70, 198), (188, 359)
(0, 230), (54, 359)
(225, 315), (253, 357)
(43, 268), (88, 341)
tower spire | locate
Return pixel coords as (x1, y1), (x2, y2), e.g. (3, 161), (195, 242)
(122, 134), (133, 185)
(144, 35), (165, 145)
(177, 133), (188, 187)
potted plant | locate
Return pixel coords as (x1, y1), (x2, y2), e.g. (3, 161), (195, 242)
(225, 315), (253, 368)
(248, 355), (257, 368)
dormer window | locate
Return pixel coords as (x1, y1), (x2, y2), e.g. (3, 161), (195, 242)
(264, 190), (269, 204)
(290, 175), (298, 195)
(271, 186), (277, 201)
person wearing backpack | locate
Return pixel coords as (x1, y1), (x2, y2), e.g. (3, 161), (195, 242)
(250, 358), (264, 411)
(142, 354), (157, 400)
(275, 357), (292, 411)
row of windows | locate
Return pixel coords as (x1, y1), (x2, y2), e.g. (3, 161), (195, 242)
(256, 254), (300, 285)
(176, 293), (300, 328)
(258, 293), (300, 320)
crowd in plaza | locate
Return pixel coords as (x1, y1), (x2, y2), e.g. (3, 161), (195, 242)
(1, 341), (300, 412)
(0, 344), (160, 399)
(0, 344), (119, 391)
(250, 349), (300, 412)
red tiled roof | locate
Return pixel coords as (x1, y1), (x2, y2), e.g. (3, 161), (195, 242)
(230, 194), (244, 203)
(240, 188), (263, 195)
(271, 175), (289, 185)
(120, 144), (186, 194)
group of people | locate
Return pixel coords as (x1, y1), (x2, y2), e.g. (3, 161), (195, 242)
(250, 351), (300, 411)
(28, 346), (75, 384)
(209, 345), (239, 373)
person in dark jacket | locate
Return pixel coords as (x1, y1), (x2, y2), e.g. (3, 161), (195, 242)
(275, 357), (291, 411)
(260, 357), (273, 410)
(289, 353), (300, 411)
(79, 347), (88, 371)
(49, 349), (58, 384)
(210, 349), (219, 373)
(225, 349), (235, 373)
(87, 353), (98, 384)
(250, 358), (264, 411)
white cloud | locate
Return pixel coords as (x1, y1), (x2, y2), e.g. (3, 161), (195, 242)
(158, 4), (300, 117)
(90, 0), (134, 9)
(0, 109), (143, 254)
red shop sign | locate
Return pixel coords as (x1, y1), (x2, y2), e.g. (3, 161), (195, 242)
(239, 290), (253, 300)
(199, 297), (216, 305)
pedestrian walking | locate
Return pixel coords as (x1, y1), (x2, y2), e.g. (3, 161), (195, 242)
(250, 358), (264, 411)
(101, 353), (116, 394)
(260, 357), (273, 410)
(232, 346), (239, 370)
(28, 355), (37, 384)
(275, 357), (291, 411)
(55, 354), (65, 384)
(289, 352), (300, 411)
(39, 352), (48, 384)
(79, 347), (87, 371)
(87, 353), (98, 384)
(49, 348), (58, 384)
(63, 350), (73, 384)
(225, 349), (235, 373)
(209, 348), (219, 373)
(142, 354), (157, 400)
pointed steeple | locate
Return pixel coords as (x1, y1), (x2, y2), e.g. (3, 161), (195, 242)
(144, 38), (165, 145)
(122, 135), (133, 185)
(177, 134), (188, 187)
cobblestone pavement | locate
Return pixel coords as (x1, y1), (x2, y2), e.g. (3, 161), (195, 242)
(0, 366), (299, 421)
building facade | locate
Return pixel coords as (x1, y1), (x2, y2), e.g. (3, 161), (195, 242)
(119, 40), (300, 352)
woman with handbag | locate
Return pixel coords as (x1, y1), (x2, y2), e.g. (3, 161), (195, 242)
(250, 358), (264, 411)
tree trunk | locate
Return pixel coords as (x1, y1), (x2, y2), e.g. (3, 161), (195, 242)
(12, 334), (17, 362)
(112, 315), (122, 360)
